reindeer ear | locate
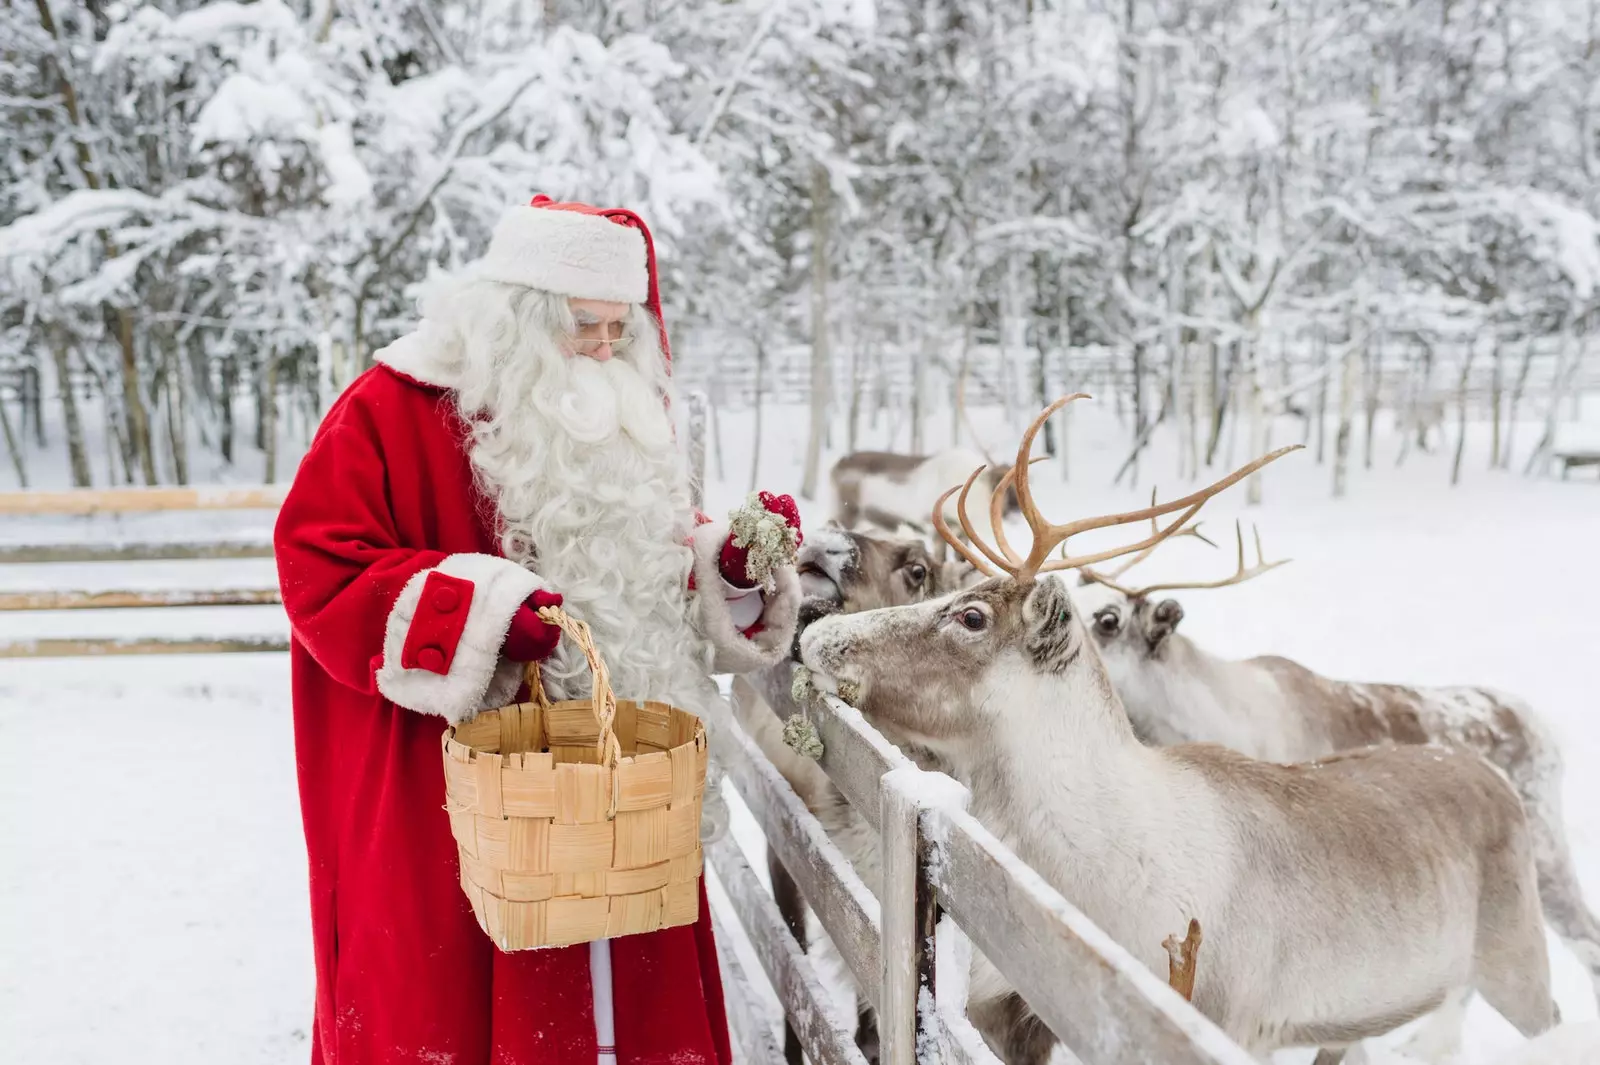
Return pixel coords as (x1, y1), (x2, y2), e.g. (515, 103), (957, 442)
(1147, 598), (1185, 645)
(1022, 576), (1079, 675)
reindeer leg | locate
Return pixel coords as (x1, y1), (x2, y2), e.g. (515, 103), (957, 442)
(769, 848), (808, 1065)
(1396, 987), (1473, 1063)
(968, 993), (1057, 1065)
(854, 1001), (879, 1064)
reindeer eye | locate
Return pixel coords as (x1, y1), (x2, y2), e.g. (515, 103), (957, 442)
(1095, 610), (1121, 635)
(958, 608), (987, 631)
(905, 563), (927, 584)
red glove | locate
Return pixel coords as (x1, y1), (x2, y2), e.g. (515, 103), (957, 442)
(503, 589), (565, 662)
(720, 492), (804, 588)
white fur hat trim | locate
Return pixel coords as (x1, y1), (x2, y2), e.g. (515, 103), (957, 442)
(476, 205), (648, 304)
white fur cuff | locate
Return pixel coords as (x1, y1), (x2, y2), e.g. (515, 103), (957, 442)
(690, 522), (802, 676)
(376, 553), (548, 723)
(476, 205), (648, 304)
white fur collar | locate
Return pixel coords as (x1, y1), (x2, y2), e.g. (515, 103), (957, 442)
(374, 323), (464, 391)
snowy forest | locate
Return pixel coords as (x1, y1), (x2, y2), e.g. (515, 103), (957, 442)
(3, 0), (1599, 494)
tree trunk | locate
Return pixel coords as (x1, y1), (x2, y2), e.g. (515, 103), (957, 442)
(909, 318), (925, 454)
(848, 341), (864, 454)
(166, 348), (189, 486)
(1450, 343), (1475, 487)
(118, 308), (157, 484)
(799, 162), (831, 502)
(952, 302), (973, 448)
(1362, 336), (1379, 470)
(748, 337), (766, 494)
(220, 357), (236, 465)
(1058, 259), (1072, 481)
(50, 335), (92, 487)
(25, 366), (45, 447)
(1524, 331), (1581, 477)
(262, 352), (280, 483)
(1130, 340), (1147, 484)
(0, 392), (28, 488)
(1245, 350), (1266, 505)
(1033, 252), (1056, 457)
(708, 377), (726, 483)
(1504, 338), (1536, 469)
(1333, 343), (1357, 498)
(1489, 336), (1504, 469)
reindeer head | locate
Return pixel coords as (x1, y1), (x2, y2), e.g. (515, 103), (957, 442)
(987, 463), (1023, 517)
(801, 395), (1299, 758)
(790, 523), (981, 661)
(800, 572), (1107, 752)
(1076, 517), (1288, 665)
(796, 523), (976, 611)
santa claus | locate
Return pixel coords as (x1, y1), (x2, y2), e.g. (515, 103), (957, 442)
(275, 195), (803, 1065)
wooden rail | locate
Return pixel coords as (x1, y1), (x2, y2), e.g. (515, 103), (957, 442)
(0, 588), (282, 611)
(0, 636), (289, 658)
(0, 540), (276, 564)
(720, 679), (1257, 1065)
(0, 484), (288, 516)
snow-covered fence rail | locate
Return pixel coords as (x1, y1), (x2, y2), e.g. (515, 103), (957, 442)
(721, 676), (1256, 1065)
(0, 485), (288, 516)
(0, 400), (715, 658)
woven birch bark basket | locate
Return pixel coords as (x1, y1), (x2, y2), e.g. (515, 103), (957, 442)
(442, 606), (707, 951)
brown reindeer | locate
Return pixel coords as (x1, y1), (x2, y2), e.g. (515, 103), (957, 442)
(735, 524), (979, 1063)
(1072, 537), (1600, 1056)
(799, 397), (1557, 1063)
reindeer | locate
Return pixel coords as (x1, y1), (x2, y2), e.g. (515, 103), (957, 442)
(735, 524), (980, 1063)
(829, 448), (1019, 557)
(799, 396), (1558, 1064)
(1071, 536), (1600, 1050)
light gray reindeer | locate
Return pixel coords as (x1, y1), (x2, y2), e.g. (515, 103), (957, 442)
(829, 447), (1019, 556)
(736, 524), (982, 1063)
(800, 396), (1558, 1064)
(1070, 535), (1600, 1056)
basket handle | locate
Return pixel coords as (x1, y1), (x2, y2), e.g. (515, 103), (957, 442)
(524, 605), (622, 770)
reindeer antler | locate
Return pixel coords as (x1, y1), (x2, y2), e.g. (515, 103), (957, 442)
(1082, 519), (1289, 599)
(1096, 488), (1218, 581)
(1164, 919), (1203, 1002)
(933, 395), (1301, 583)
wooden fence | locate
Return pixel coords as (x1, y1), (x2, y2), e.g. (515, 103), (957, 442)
(0, 393), (713, 658)
(717, 676), (1255, 1065)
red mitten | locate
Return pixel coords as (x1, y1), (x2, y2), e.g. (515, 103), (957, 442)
(503, 589), (565, 662)
(720, 492), (805, 589)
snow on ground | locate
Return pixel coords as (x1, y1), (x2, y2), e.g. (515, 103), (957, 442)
(1, 401), (1597, 1064)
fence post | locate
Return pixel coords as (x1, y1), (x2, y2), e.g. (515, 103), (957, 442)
(880, 765), (969, 1065)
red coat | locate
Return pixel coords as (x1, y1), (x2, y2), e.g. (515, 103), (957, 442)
(275, 363), (762, 1065)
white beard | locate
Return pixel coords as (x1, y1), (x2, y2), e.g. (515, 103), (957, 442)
(435, 282), (721, 721)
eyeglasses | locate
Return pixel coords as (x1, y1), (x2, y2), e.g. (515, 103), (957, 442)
(571, 317), (635, 354)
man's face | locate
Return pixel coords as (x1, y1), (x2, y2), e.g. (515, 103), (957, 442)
(567, 298), (631, 362)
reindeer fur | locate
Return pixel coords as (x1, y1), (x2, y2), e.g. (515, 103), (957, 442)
(1076, 582), (1600, 1019)
(800, 575), (1557, 1060)
(735, 525), (1024, 1062)
(829, 448), (1018, 548)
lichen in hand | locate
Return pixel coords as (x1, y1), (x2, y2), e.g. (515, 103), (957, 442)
(729, 492), (801, 591)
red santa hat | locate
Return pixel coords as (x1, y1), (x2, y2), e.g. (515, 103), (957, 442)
(477, 195), (672, 368)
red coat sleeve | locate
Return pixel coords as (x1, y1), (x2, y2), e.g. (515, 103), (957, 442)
(274, 384), (547, 723)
